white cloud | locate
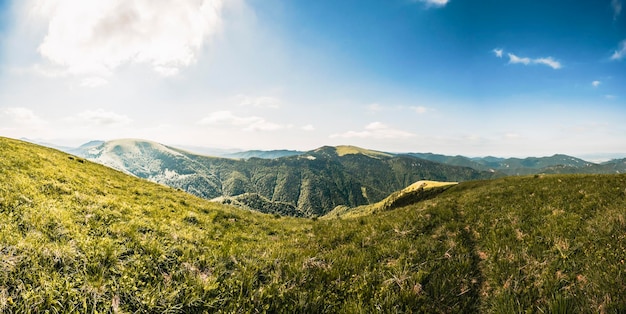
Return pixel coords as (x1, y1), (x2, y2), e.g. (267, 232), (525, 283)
(80, 77), (109, 88)
(533, 57), (561, 69)
(508, 53), (531, 65)
(330, 122), (415, 139)
(417, 0), (450, 7)
(74, 109), (133, 126)
(198, 110), (288, 131)
(612, 0), (622, 20)
(301, 124), (315, 131)
(2, 107), (47, 126)
(493, 48), (503, 58)
(507, 53), (561, 69)
(236, 95), (281, 109)
(154, 66), (180, 77)
(611, 40), (626, 60)
(31, 0), (225, 80)
(592, 80), (601, 87)
(605, 94), (616, 100)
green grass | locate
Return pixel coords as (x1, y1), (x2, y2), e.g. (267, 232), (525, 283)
(1, 137), (625, 312)
(450, 175), (626, 312)
(326, 180), (457, 219)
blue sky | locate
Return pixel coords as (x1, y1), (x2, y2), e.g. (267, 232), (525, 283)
(0, 0), (625, 159)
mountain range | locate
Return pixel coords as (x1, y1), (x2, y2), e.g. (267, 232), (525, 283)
(406, 152), (626, 175)
(37, 138), (621, 217)
(68, 139), (494, 217)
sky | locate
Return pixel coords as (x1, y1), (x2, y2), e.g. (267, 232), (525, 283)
(0, 0), (625, 159)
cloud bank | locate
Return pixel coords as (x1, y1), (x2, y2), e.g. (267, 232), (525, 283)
(31, 0), (225, 81)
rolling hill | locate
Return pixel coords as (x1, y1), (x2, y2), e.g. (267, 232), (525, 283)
(1, 137), (625, 312)
(72, 139), (496, 217)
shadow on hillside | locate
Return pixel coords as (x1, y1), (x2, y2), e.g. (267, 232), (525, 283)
(380, 185), (456, 212)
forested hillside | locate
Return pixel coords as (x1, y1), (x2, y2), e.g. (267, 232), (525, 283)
(76, 140), (495, 216)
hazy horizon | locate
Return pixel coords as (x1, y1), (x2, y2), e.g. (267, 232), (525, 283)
(12, 135), (626, 163)
(1, 0), (625, 157)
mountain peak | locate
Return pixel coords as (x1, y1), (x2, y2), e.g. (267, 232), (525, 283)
(335, 145), (393, 158)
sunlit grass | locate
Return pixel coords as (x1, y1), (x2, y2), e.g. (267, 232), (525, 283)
(1, 137), (625, 312)
(334, 145), (393, 158)
(327, 180), (457, 219)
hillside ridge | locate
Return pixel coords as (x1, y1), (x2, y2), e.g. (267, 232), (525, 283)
(326, 180), (458, 218)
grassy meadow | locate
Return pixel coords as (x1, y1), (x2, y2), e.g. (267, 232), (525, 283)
(1, 137), (625, 312)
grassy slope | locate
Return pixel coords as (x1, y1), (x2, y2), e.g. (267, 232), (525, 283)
(334, 145), (393, 158)
(1, 137), (625, 312)
(326, 180), (458, 219)
(453, 175), (626, 312)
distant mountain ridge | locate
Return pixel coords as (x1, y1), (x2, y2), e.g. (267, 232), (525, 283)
(214, 147), (626, 174)
(47, 138), (626, 216)
(69, 139), (495, 217)
(406, 152), (626, 175)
